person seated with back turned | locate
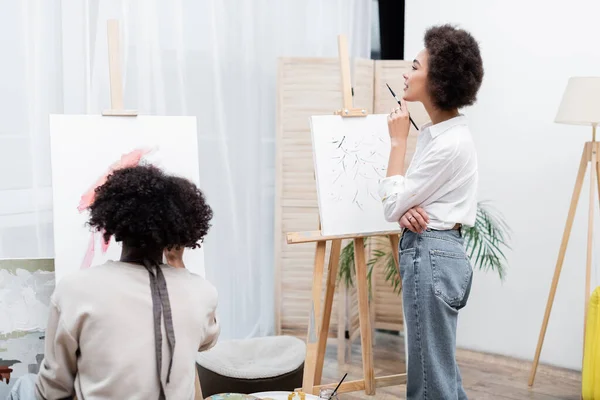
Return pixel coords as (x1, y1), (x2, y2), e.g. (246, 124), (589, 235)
(34, 165), (219, 400)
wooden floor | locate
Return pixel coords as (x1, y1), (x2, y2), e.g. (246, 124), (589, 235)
(320, 331), (581, 399)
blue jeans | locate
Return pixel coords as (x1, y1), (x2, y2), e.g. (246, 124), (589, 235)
(399, 229), (472, 400)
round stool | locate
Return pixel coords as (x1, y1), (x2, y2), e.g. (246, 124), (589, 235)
(196, 336), (306, 397)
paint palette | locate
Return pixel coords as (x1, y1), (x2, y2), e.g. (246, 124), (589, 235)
(205, 394), (259, 400)
(249, 392), (319, 400)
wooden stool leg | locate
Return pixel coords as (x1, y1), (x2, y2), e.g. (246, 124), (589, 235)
(314, 239), (342, 386)
(302, 240), (327, 392)
(354, 237), (375, 395)
(529, 143), (590, 386)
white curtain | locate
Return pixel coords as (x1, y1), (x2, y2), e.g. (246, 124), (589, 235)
(0, 0), (372, 340)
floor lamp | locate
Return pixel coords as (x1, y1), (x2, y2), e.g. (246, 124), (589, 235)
(529, 77), (600, 386)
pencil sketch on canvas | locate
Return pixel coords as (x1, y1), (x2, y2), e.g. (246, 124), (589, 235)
(328, 130), (388, 208)
(310, 114), (401, 236)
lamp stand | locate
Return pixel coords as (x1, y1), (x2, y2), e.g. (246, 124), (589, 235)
(529, 124), (599, 386)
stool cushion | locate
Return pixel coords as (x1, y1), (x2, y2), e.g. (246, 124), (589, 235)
(197, 336), (305, 379)
(196, 336), (306, 396)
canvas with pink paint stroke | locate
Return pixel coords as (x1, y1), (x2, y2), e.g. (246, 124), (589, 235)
(78, 148), (151, 270)
(49, 115), (206, 284)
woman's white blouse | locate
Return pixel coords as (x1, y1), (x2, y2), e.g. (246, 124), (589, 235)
(378, 115), (478, 230)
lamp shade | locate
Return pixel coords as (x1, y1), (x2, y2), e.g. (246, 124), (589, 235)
(555, 77), (600, 126)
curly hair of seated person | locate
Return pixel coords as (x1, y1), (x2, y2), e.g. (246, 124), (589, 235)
(87, 164), (213, 250)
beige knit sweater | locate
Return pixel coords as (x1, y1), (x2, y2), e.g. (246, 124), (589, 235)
(34, 261), (220, 400)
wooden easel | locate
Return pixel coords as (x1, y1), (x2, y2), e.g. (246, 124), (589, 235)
(99, 19), (204, 400)
(102, 20), (138, 117)
(529, 129), (600, 387)
(286, 35), (406, 396)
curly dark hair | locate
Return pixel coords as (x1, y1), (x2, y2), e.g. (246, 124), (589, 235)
(88, 164), (213, 250)
(424, 24), (484, 111)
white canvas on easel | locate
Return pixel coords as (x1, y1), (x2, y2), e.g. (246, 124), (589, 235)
(49, 114), (206, 284)
(310, 114), (399, 236)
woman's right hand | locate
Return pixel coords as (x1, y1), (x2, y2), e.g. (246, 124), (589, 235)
(387, 101), (411, 146)
(400, 207), (429, 233)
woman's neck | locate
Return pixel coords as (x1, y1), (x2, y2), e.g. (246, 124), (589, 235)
(424, 102), (460, 126)
(120, 245), (163, 264)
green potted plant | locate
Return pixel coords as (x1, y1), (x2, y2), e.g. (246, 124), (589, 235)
(338, 201), (511, 294)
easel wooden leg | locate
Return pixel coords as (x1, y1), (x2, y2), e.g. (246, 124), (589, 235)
(596, 143), (600, 204)
(369, 238), (377, 347)
(337, 282), (347, 365)
(584, 144), (597, 349)
(302, 240), (327, 392)
(388, 234), (400, 272)
(596, 147), (600, 207)
(354, 237), (375, 395)
(387, 233), (406, 372)
(529, 143), (590, 386)
(314, 239), (342, 386)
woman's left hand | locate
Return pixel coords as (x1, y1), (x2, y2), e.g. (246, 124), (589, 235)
(400, 207), (429, 233)
(387, 101), (411, 145)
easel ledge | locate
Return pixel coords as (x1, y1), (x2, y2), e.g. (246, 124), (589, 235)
(286, 229), (402, 244)
(312, 374), (407, 393)
(286, 34), (406, 396)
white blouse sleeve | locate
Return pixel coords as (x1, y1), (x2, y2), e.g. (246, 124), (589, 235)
(378, 143), (457, 222)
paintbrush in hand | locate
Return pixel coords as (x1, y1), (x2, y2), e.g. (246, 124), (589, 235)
(386, 82), (419, 131)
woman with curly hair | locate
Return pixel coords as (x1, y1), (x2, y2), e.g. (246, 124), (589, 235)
(379, 24), (483, 399)
(34, 165), (219, 400)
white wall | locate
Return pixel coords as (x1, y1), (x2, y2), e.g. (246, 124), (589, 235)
(405, 0), (600, 371)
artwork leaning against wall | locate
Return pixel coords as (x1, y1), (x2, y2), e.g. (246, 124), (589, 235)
(0, 258), (55, 398)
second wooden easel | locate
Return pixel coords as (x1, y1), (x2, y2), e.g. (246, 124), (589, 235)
(528, 129), (600, 387)
(287, 35), (406, 396)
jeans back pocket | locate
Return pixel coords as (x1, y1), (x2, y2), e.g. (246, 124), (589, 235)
(429, 249), (473, 310)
